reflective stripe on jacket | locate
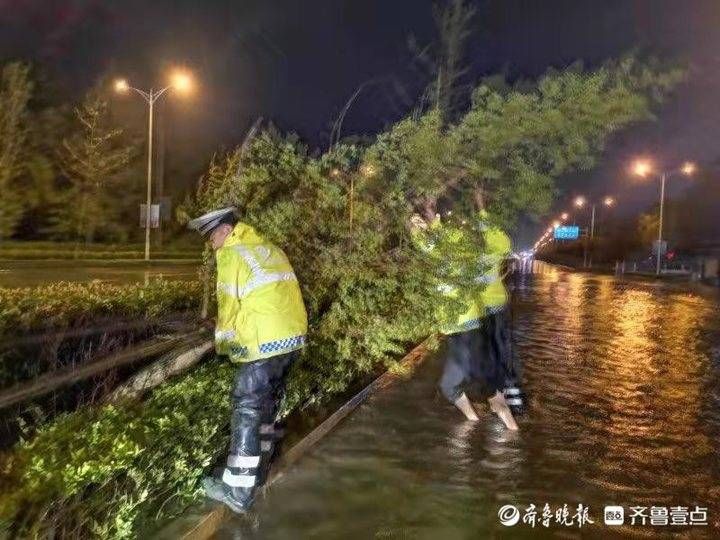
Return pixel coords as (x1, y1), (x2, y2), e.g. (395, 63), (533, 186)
(215, 222), (308, 363)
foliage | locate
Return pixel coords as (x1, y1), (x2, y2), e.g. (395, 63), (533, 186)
(0, 61), (149, 244)
(0, 358), (234, 538)
(451, 57), (684, 227)
(50, 88), (135, 244)
(408, 0), (475, 124)
(0, 280), (201, 344)
(0, 279), (202, 387)
(432, 0), (475, 123)
(0, 62), (33, 239)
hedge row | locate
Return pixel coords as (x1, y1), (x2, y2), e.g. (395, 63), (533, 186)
(0, 280), (202, 387)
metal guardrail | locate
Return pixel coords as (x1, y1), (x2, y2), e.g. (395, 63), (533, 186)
(0, 313), (198, 349)
(0, 334), (207, 410)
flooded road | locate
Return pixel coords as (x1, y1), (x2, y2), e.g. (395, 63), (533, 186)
(220, 263), (720, 538)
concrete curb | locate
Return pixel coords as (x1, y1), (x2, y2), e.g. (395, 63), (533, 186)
(163, 338), (432, 540)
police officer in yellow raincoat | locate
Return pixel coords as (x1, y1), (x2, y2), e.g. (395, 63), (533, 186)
(477, 211), (526, 416)
(411, 214), (517, 430)
(188, 207), (307, 513)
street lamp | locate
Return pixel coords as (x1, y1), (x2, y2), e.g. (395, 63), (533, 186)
(632, 159), (653, 178)
(114, 68), (195, 261)
(631, 158), (696, 275)
(575, 195), (616, 268)
(561, 212), (569, 221)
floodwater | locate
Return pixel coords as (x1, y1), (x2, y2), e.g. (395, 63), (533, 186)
(219, 262), (720, 538)
(0, 260), (198, 287)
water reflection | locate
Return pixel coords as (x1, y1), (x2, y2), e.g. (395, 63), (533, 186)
(219, 264), (720, 538)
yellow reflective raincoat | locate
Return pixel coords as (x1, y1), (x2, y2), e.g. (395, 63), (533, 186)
(478, 220), (512, 311)
(214, 222), (308, 363)
(412, 218), (482, 335)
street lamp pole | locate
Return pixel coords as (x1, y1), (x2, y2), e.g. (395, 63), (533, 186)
(631, 159), (694, 277)
(656, 172), (666, 276)
(584, 203), (596, 268)
(115, 70), (193, 262)
(145, 95), (154, 262)
(119, 84), (172, 261)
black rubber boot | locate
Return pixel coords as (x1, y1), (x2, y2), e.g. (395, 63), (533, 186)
(202, 476), (254, 514)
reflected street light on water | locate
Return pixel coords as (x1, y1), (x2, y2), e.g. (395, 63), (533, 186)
(114, 68), (196, 261)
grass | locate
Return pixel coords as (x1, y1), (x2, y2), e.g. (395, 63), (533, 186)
(0, 241), (202, 260)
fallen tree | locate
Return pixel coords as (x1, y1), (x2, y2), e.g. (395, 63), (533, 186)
(0, 58), (683, 538)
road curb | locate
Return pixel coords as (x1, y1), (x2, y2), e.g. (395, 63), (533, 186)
(163, 338), (432, 540)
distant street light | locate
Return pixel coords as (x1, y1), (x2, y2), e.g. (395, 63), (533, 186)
(114, 68), (196, 261)
(575, 195), (617, 268)
(561, 212), (569, 221)
(631, 159), (696, 275)
(681, 161), (696, 176)
(631, 158), (653, 178)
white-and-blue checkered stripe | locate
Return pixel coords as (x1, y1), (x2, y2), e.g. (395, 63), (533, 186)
(230, 345), (249, 357)
(460, 318), (481, 330)
(259, 335), (306, 354)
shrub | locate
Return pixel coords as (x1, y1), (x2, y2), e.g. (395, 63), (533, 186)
(0, 280), (202, 387)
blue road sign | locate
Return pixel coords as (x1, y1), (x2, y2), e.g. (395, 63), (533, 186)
(554, 225), (580, 240)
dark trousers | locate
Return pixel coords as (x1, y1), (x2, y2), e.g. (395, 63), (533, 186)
(224, 350), (298, 491)
(440, 329), (482, 403)
(483, 306), (520, 387)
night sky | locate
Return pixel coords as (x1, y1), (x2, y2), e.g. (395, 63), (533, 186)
(1, 0), (719, 246)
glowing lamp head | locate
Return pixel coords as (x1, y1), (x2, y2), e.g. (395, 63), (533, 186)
(632, 159), (653, 178)
(561, 212), (569, 221)
(681, 162), (696, 176)
(330, 168), (340, 178)
(574, 196), (586, 208)
(604, 196), (615, 207)
(170, 69), (194, 94)
(114, 78), (129, 93)
(361, 164), (376, 177)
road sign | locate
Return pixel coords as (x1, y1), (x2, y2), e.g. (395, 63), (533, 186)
(554, 225), (580, 240)
(139, 204), (160, 229)
(652, 240), (668, 256)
